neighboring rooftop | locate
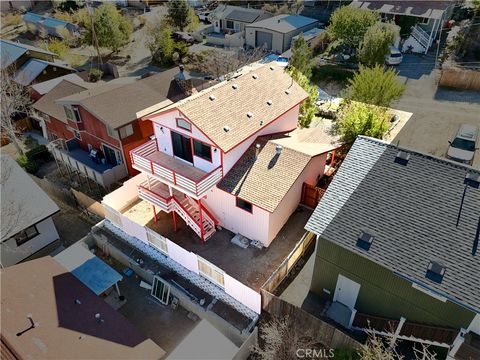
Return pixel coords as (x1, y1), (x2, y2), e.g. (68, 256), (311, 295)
(219, 127), (339, 212)
(0, 155), (59, 241)
(155, 64), (308, 152)
(12, 58), (75, 86)
(349, 0), (453, 19)
(23, 11), (77, 29)
(0, 39), (56, 69)
(246, 14), (319, 33)
(57, 67), (206, 129)
(31, 73), (86, 95)
(305, 136), (480, 312)
(0, 257), (165, 359)
(33, 79), (89, 122)
(213, 4), (272, 23)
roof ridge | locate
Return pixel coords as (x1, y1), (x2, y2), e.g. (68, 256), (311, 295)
(358, 136), (480, 173)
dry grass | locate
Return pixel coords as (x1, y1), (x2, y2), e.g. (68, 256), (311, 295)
(1, 13), (23, 28)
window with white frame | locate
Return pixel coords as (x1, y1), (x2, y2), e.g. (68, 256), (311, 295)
(64, 106), (75, 121)
(14, 225), (39, 246)
(119, 124), (134, 139)
(72, 107), (82, 122)
(198, 257), (225, 288)
(107, 124), (118, 138)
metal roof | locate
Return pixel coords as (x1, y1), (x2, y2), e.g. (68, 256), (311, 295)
(54, 243), (123, 296)
(0, 39), (56, 69)
(12, 58), (74, 86)
(305, 136), (480, 313)
(246, 14), (318, 34)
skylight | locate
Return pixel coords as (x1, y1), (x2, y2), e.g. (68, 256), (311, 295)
(356, 231), (374, 251)
(426, 261), (446, 284)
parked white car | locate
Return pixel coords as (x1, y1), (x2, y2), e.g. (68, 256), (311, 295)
(385, 46), (403, 65)
(447, 124), (479, 165)
(197, 11), (211, 23)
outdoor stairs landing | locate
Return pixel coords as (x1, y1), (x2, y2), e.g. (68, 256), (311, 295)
(176, 196), (216, 241)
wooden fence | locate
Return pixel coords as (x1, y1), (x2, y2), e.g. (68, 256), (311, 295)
(261, 231), (316, 294)
(439, 67), (480, 91)
(261, 290), (361, 351)
(301, 183), (327, 208)
(31, 176), (77, 207)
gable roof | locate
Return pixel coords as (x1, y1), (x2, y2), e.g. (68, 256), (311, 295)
(57, 68), (195, 129)
(0, 257), (164, 359)
(305, 136), (480, 313)
(349, 0), (453, 20)
(154, 65), (308, 152)
(33, 80), (89, 123)
(214, 5), (271, 23)
(246, 14), (319, 33)
(31, 73), (85, 95)
(12, 58), (75, 86)
(219, 127), (339, 212)
(0, 39), (56, 69)
(1, 155), (59, 241)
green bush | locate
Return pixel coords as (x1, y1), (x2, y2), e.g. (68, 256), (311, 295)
(89, 68), (103, 82)
(17, 155), (40, 174)
(312, 65), (354, 83)
(25, 144), (51, 162)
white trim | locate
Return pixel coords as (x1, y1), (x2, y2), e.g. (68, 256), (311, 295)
(412, 283), (447, 302)
(151, 276), (170, 305)
(334, 274), (361, 310)
(102, 142), (123, 166)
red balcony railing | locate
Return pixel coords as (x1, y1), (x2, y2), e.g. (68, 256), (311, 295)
(131, 139), (223, 198)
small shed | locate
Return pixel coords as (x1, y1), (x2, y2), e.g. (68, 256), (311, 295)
(245, 14), (319, 53)
(54, 243), (123, 296)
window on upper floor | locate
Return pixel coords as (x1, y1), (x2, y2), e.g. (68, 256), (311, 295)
(64, 106), (75, 121)
(15, 225), (39, 246)
(193, 140), (212, 162)
(119, 124), (134, 139)
(236, 197), (253, 213)
(72, 107), (82, 122)
(176, 118), (191, 132)
(107, 124), (118, 138)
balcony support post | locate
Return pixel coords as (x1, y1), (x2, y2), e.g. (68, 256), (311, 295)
(197, 199), (204, 244)
(172, 211), (177, 232)
(152, 205), (157, 224)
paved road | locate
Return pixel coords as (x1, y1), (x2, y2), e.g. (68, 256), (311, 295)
(391, 68), (480, 169)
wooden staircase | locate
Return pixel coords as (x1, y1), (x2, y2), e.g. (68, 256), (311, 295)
(175, 196), (217, 241)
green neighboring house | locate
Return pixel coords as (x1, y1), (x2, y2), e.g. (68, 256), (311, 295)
(305, 136), (480, 359)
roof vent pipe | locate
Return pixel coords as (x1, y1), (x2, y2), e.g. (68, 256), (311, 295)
(255, 143), (261, 159)
(275, 145), (282, 155)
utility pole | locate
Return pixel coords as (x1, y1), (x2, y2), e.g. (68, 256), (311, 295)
(85, 0), (102, 68)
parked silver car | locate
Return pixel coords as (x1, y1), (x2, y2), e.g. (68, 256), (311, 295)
(447, 124), (479, 165)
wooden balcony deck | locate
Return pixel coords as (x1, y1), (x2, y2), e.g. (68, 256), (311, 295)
(131, 139), (222, 199)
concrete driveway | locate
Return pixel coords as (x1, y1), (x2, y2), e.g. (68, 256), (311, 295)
(391, 69), (480, 169)
(394, 53), (436, 80)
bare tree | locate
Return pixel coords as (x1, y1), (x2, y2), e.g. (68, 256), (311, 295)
(185, 46), (268, 80)
(1, 64), (32, 156)
(250, 316), (327, 360)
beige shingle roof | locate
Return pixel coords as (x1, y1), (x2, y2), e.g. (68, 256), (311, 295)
(218, 137), (311, 212)
(160, 65), (308, 152)
(32, 80), (88, 123)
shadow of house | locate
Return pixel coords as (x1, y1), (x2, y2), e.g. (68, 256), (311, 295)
(52, 272), (146, 348)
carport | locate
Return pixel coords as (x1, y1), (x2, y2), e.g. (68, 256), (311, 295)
(54, 243), (123, 296)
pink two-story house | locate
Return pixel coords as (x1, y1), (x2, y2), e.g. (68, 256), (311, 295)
(100, 64), (340, 316)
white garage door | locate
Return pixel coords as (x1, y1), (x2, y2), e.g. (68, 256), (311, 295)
(256, 30), (273, 50)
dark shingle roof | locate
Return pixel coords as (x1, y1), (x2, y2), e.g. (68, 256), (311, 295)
(225, 9), (263, 23)
(305, 136), (480, 312)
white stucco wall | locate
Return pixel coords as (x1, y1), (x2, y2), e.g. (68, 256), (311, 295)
(224, 273), (262, 313)
(267, 154), (327, 245)
(151, 111), (222, 173)
(203, 187), (270, 243)
(0, 217), (59, 267)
